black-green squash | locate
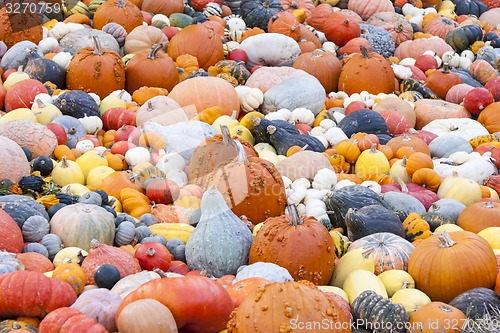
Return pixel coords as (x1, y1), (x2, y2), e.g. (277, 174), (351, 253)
(351, 290), (409, 333)
(25, 50), (66, 88)
(94, 263), (121, 289)
(18, 176), (46, 194)
(53, 90), (100, 118)
(400, 78), (441, 99)
(267, 124), (325, 155)
(32, 156), (54, 176)
(240, 0), (283, 31)
(451, 0), (487, 19)
(0, 195), (49, 228)
(449, 287), (500, 320)
(208, 60), (251, 85)
(420, 211), (456, 231)
(345, 205), (406, 241)
(338, 109), (391, 138)
(325, 185), (389, 231)
(252, 117), (299, 144)
(445, 24), (483, 53)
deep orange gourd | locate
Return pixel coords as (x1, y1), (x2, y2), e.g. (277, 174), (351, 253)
(92, 0), (143, 33)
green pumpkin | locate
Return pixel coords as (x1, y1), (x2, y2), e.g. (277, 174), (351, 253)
(351, 290), (409, 333)
(0, 195), (49, 228)
(169, 13), (194, 28)
(420, 211), (456, 231)
(267, 124), (326, 156)
(445, 24), (483, 53)
(53, 90), (100, 119)
(240, 0), (283, 31)
(49, 203), (116, 251)
(208, 60), (251, 85)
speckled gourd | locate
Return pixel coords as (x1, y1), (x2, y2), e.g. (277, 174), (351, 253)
(185, 185), (253, 277)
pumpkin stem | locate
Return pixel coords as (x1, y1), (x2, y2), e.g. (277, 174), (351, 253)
(252, 116), (262, 126)
(147, 247), (156, 256)
(147, 44), (163, 60)
(232, 139), (249, 164)
(90, 239), (101, 249)
(17, 65), (24, 73)
(231, 110), (237, 120)
(393, 175), (409, 193)
(484, 201), (495, 209)
(92, 36), (104, 56)
(402, 156), (407, 167)
(116, 0), (126, 7)
(369, 143), (377, 153)
(286, 204), (303, 226)
(220, 125), (232, 145)
(442, 62), (451, 73)
(153, 268), (169, 278)
(35, 98), (46, 108)
(402, 281), (412, 289)
(61, 156), (69, 168)
(12, 322), (21, 330)
(266, 125), (277, 135)
(359, 45), (371, 59)
(147, 101), (154, 111)
(437, 230), (456, 248)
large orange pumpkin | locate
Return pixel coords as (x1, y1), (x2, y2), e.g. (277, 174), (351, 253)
(338, 46), (395, 95)
(125, 44), (179, 94)
(267, 12), (300, 40)
(168, 76), (240, 117)
(66, 36), (126, 99)
(202, 141), (286, 225)
(141, 0), (184, 16)
(249, 206), (336, 285)
(408, 231), (497, 303)
(93, 0), (143, 33)
(292, 49), (342, 93)
(0, 3), (42, 48)
(167, 24), (224, 70)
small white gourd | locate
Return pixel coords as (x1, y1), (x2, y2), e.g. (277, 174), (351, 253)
(449, 151), (470, 165)
(335, 179), (356, 190)
(241, 88), (264, 113)
(88, 93), (101, 106)
(312, 168), (337, 190)
(38, 37), (59, 54)
(310, 126), (325, 136)
(320, 119), (336, 130)
(293, 177), (311, 189)
(460, 50), (475, 62)
(291, 108), (315, 125)
(66, 23), (84, 33)
(78, 116), (103, 134)
(305, 199), (327, 218)
(125, 147), (151, 168)
(282, 176), (292, 189)
(458, 56), (472, 70)
(398, 57), (417, 66)
(225, 17), (246, 31)
(286, 185), (307, 205)
(391, 64), (413, 80)
(314, 135), (329, 149)
(166, 169), (188, 187)
(75, 140), (95, 154)
(322, 41), (337, 55)
(325, 127), (348, 146)
(48, 22), (69, 40)
(360, 181), (382, 194)
(296, 203), (307, 216)
(304, 188), (325, 204)
(253, 143), (276, 154)
(52, 52), (72, 70)
(151, 14), (170, 26)
(155, 152), (186, 173)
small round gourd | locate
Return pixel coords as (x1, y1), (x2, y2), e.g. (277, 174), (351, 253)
(52, 263), (86, 295)
(94, 264), (121, 289)
(140, 235), (167, 246)
(41, 233), (64, 260)
(134, 226), (152, 243)
(114, 221), (136, 246)
(166, 238), (186, 262)
(139, 213), (158, 226)
(22, 216), (50, 242)
(32, 156), (54, 176)
(78, 191), (103, 205)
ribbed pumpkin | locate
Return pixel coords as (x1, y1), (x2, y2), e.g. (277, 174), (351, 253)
(292, 49), (342, 93)
(226, 280), (351, 332)
(0, 271), (77, 318)
(92, 0), (143, 33)
(408, 231), (498, 303)
(167, 24), (224, 70)
(98, 171), (143, 201)
(338, 46), (395, 94)
(141, 0), (184, 16)
(81, 239), (141, 285)
(15, 252), (54, 273)
(202, 141), (286, 225)
(49, 203), (116, 252)
(116, 275), (234, 333)
(457, 200), (500, 233)
(366, 11), (413, 47)
(348, 232), (414, 275)
(38, 307), (107, 333)
(187, 126), (258, 187)
(168, 76), (241, 117)
(70, 288), (122, 332)
(249, 205), (336, 285)
(0, 208), (23, 253)
(66, 36), (126, 99)
(347, 0), (395, 20)
(125, 44), (180, 94)
(116, 299), (178, 333)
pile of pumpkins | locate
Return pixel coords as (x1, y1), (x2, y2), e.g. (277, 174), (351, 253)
(2, 0), (500, 331)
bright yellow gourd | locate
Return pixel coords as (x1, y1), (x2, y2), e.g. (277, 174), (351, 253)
(32, 99), (63, 124)
(478, 227), (500, 249)
(52, 247), (88, 267)
(437, 173), (482, 205)
(52, 263), (86, 295)
(239, 111), (264, 130)
(377, 269), (415, 298)
(3, 67), (30, 90)
(86, 166), (115, 189)
(108, 195), (122, 213)
(330, 230), (350, 258)
(61, 183), (90, 197)
(355, 144), (390, 180)
(148, 223), (195, 243)
(76, 150), (108, 183)
(229, 125), (254, 145)
(330, 248), (375, 288)
(99, 94), (127, 115)
(51, 156), (85, 186)
(120, 188), (151, 218)
(343, 269), (388, 304)
(174, 195), (201, 209)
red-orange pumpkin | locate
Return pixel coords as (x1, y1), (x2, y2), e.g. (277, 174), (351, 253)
(292, 49), (342, 93)
(323, 11), (361, 46)
(141, 0), (184, 15)
(93, 0), (143, 33)
(0, 208), (23, 253)
(38, 307), (107, 333)
(267, 12), (300, 40)
(15, 252), (54, 273)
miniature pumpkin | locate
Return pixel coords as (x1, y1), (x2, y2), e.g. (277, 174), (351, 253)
(66, 36), (126, 99)
(408, 231), (498, 303)
(124, 25), (169, 54)
(52, 263), (86, 295)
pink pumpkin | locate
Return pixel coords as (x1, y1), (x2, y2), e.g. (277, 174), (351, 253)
(379, 109), (413, 135)
(445, 83), (474, 104)
(414, 54), (438, 73)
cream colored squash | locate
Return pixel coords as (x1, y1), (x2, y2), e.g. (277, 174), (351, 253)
(52, 247), (88, 267)
(330, 248), (375, 288)
(434, 224), (464, 233)
(343, 269), (388, 304)
(391, 288), (431, 318)
(436, 173), (482, 205)
(239, 33), (301, 69)
(421, 118), (489, 141)
(377, 269), (415, 298)
(478, 227), (500, 249)
(317, 285), (349, 302)
(433, 153), (497, 185)
(0, 108), (37, 124)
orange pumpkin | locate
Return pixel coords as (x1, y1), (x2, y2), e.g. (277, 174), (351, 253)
(125, 44), (179, 94)
(226, 277), (271, 308)
(306, 4), (333, 31)
(141, 0), (184, 16)
(132, 87), (169, 105)
(457, 201), (500, 233)
(338, 46), (396, 95)
(98, 171), (143, 201)
(405, 152), (433, 175)
(334, 139), (361, 163)
(267, 12), (300, 40)
(323, 11), (361, 47)
(478, 102), (500, 133)
(167, 24), (224, 70)
(292, 49), (342, 94)
(93, 0), (143, 33)
(413, 99), (470, 129)
(0, 4), (42, 48)
(387, 133), (430, 155)
(409, 302), (466, 333)
(424, 65), (463, 100)
(66, 36), (126, 99)
(411, 168), (441, 192)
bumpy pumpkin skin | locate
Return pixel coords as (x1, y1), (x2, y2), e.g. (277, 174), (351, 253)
(0, 271), (77, 318)
(226, 280), (351, 333)
(0, 6), (43, 48)
(249, 210), (336, 285)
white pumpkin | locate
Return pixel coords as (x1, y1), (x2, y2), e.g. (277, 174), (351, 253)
(291, 108), (315, 125)
(325, 127), (348, 146)
(75, 140), (95, 154)
(421, 118), (489, 141)
(286, 184), (307, 205)
(78, 116), (103, 134)
(312, 168), (337, 190)
(225, 17), (246, 31)
(322, 41), (337, 55)
(239, 33), (301, 69)
(38, 37), (59, 54)
(155, 152), (186, 173)
(335, 179), (356, 190)
(240, 88), (264, 113)
(305, 199), (327, 219)
(151, 14), (170, 26)
(303, 188), (325, 203)
(360, 181), (382, 194)
(320, 119), (336, 130)
(293, 177), (311, 189)
(166, 169), (188, 187)
(48, 22), (70, 40)
(391, 64), (413, 80)
(52, 52), (72, 70)
(125, 147), (151, 168)
(253, 142), (276, 154)
(282, 176), (292, 189)
(433, 152), (497, 184)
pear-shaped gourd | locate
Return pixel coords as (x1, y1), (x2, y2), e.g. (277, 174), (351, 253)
(185, 185), (253, 277)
